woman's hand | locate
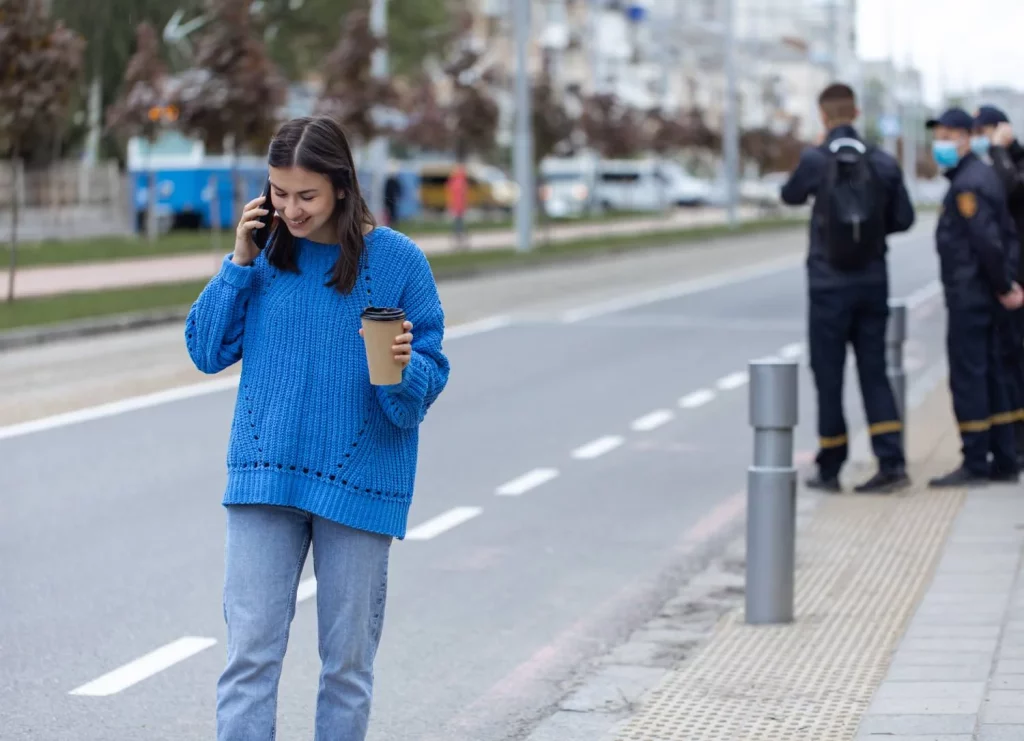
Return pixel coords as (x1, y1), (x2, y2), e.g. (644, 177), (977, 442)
(359, 321), (415, 368)
(232, 196), (272, 267)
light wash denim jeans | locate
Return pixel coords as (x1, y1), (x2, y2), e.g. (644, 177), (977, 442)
(216, 504), (392, 741)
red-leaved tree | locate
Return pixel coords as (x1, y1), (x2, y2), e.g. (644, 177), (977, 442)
(580, 94), (645, 159)
(106, 22), (169, 241)
(0, 0), (85, 301)
(315, 5), (399, 146)
(170, 0), (287, 214)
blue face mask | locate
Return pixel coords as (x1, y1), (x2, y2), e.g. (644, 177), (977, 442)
(933, 140), (962, 169)
(971, 136), (991, 158)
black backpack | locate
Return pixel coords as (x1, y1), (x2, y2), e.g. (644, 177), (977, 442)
(819, 137), (887, 271)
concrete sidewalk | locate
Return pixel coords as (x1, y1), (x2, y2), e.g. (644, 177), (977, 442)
(0, 206), (772, 299)
(542, 378), (1024, 740)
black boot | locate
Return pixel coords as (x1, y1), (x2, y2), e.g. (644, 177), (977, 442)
(805, 474), (842, 493)
(928, 466), (990, 488)
(991, 468), (1021, 484)
(855, 468), (911, 494)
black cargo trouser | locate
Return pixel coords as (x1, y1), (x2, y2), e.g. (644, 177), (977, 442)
(809, 282), (905, 479)
(948, 305), (1018, 475)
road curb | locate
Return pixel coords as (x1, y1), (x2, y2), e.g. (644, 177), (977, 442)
(0, 308), (190, 352)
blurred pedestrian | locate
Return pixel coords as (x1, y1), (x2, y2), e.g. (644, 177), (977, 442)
(384, 172), (401, 227)
(973, 104), (1024, 467)
(927, 108), (1023, 487)
(446, 160), (469, 250)
(185, 116), (451, 740)
(781, 83), (915, 494)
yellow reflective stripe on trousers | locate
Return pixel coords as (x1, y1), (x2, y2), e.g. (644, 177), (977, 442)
(869, 421), (903, 436)
(819, 434), (848, 449)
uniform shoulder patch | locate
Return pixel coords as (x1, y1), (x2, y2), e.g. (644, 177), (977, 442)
(956, 191), (978, 218)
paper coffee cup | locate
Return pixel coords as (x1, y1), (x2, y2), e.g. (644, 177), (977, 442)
(361, 307), (406, 386)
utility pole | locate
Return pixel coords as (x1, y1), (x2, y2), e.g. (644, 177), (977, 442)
(901, 50), (918, 203)
(827, 0), (838, 80)
(881, 0), (899, 156)
(723, 0), (740, 228)
(513, 0), (534, 253)
(368, 0), (390, 222)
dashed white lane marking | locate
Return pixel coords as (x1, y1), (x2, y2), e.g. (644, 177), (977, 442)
(296, 577), (317, 603)
(496, 468), (560, 496)
(405, 507), (483, 541)
(906, 280), (942, 310)
(778, 342), (804, 359)
(631, 409), (675, 432)
(444, 315), (513, 339)
(69, 636), (218, 697)
(571, 435), (625, 460)
(679, 389), (716, 408)
(716, 372), (749, 391)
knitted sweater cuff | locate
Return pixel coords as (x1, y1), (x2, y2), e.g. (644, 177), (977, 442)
(219, 254), (255, 290)
(385, 350), (431, 401)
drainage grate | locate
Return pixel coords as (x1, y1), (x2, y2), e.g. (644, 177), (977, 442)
(615, 487), (965, 740)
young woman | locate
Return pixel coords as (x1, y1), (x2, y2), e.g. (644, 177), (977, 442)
(185, 116), (450, 740)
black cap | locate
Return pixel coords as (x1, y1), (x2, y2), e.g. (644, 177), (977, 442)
(975, 105), (1009, 127)
(926, 108), (974, 131)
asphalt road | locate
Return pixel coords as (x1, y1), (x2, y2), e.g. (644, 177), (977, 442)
(0, 225), (948, 741)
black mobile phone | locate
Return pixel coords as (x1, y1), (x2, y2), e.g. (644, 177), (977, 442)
(252, 179), (274, 250)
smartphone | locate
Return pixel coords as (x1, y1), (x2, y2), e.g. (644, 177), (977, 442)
(252, 179), (275, 250)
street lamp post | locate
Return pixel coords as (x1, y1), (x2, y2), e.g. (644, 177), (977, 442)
(368, 0), (390, 222)
(723, 0), (739, 228)
(513, 0), (534, 253)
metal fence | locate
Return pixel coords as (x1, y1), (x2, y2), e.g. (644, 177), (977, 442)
(0, 160), (132, 242)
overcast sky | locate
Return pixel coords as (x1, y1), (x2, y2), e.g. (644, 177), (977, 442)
(856, 0), (1024, 103)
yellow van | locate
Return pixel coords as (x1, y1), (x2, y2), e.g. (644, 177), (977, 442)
(418, 162), (519, 215)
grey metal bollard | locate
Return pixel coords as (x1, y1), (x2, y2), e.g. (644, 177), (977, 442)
(886, 299), (908, 450)
(746, 359), (799, 625)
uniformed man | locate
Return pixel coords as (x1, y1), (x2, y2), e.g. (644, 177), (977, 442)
(781, 83), (915, 494)
(927, 108), (1024, 487)
(973, 104), (1024, 466)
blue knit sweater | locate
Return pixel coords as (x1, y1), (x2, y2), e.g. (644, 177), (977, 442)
(185, 227), (449, 539)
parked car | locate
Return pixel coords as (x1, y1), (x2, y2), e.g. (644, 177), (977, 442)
(659, 160), (714, 207)
(539, 158), (598, 219)
(418, 161), (519, 215)
(593, 158), (671, 213)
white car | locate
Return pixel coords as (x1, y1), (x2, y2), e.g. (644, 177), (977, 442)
(659, 161), (714, 207)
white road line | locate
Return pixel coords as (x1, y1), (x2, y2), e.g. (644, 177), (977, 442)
(778, 342), (804, 359)
(69, 636), (217, 697)
(296, 577), (317, 603)
(679, 389), (715, 409)
(496, 468), (560, 496)
(571, 435), (625, 460)
(405, 507), (483, 541)
(631, 409), (674, 432)
(0, 376), (241, 442)
(716, 372), (749, 391)
(0, 315), (514, 442)
(444, 315), (513, 340)
(560, 253), (803, 323)
(906, 280), (942, 310)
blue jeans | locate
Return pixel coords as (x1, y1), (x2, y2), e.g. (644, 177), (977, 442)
(216, 505), (392, 741)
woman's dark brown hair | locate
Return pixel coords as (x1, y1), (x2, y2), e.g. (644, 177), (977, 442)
(264, 116), (376, 293)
